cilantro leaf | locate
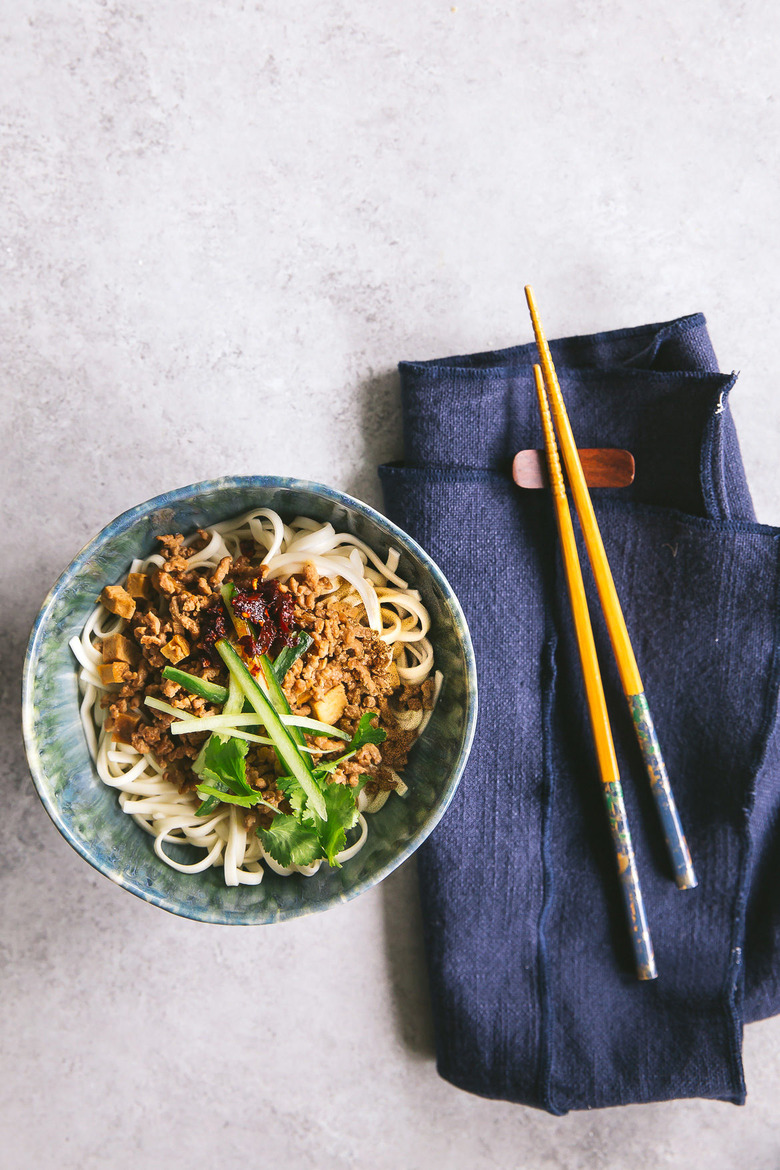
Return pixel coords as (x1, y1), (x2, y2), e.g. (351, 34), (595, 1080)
(195, 784), (258, 808)
(348, 712), (387, 751)
(315, 713), (387, 777)
(275, 771), (313, 818)
(192, 733), (255, 814)
(316, 779), (364, 866)
(253, 716), (381, 868)
(259, 815), (322, 867)
(256, 776), (367, 868)
(192, 735), (252, 796)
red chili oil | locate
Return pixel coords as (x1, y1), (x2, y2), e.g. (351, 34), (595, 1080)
(231, 581), (296, 658)
(200, 603), (228, 655)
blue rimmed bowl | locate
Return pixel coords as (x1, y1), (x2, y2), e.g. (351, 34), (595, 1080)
(22, 476), (477, 925)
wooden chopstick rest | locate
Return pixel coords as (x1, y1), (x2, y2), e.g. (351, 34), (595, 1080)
(513, 448), (635, 489)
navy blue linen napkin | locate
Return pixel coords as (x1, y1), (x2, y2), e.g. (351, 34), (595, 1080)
(379, 314), (780, 1113)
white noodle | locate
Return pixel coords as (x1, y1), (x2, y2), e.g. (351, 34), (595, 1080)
(78, 682), (98, 760)
(69, 633), (101, 670)
(333, 815), (368, 862)
(331, 535), (409, 589)
(74, 507), (440, 885)
(186, 530), (231, 568)
(154, 828), (225, 873)
(396, 638), (434, 684)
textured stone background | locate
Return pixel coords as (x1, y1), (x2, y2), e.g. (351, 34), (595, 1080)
(3, 2), (780, 1167)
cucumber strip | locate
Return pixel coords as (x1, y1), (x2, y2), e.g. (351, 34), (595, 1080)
(256, 653), (309, 750)
(161, 666), (228, 705)
(272, 631), (313, 682)
(172, 712), (267, 729)
(188, 727), (272, 746)
(170, 721), (327, 753)
(192, 738), (210, 775)
(222, 673), (245, 719)
(166, 710), (348, 738)
(196, 795), (221, 817)
(194, 674), (243, 792)
(144, 695), (183, 718)
(282, 715), (349, 740)
(215, 638), (327, 821)
(167, 711), (343, 739)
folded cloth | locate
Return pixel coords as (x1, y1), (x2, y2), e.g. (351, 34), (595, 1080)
(379, 313), (780, 1113)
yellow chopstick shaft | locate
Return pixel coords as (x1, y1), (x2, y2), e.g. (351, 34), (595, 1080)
(526, 285), (643, 696)
(526, 287), (697, 892)
(534, 366), (656, 981)
(535, 368), (619, 786)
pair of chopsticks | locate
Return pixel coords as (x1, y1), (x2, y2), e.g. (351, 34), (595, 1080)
(524, 286), (697, 982)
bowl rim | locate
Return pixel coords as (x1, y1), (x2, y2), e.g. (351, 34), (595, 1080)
(22, 474), (478, 924)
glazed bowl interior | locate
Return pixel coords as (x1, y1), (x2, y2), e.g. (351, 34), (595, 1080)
(23, 477), (477, 924)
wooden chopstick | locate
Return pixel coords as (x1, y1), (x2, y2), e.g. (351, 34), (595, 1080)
(526, 285), (697, 891)
(534, 366), (656, 981)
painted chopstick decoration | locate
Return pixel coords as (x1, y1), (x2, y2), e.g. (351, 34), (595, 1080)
(533, 366), (657, 981)
(525, 285), (697, 892)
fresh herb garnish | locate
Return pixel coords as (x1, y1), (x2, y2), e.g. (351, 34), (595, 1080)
(193, 734), (251, 793)
(314, 712), (387, 775)
(257, 815), (323, 868)
(260, 716), (385, 867)
(317, 776), (367, 866)
(195, 785), (257, 809)
(193, 734), (252, 815)
(258, 775), (367, 868)
(190, 628), (390, 869)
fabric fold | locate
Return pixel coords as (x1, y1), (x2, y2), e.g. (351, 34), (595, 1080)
(379, 314), (780, 1112)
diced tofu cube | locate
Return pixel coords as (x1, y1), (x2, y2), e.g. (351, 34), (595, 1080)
(160, 634), (190, 665)
(100, 585), (136, 620)
(98, 661), (130, 685)
(311, 684), (347, 725)
(126, 572), (152, 599)
(101, 633), (138, 665)
(112, 712), (141, 744)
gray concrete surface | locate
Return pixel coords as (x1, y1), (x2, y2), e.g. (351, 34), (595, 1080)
(3, 2), (780, 1167)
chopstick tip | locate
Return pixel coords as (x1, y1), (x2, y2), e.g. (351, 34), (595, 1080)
(524, 285), (543, 337)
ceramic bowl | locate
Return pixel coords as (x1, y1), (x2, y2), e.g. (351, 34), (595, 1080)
(22, 476), (477, 924)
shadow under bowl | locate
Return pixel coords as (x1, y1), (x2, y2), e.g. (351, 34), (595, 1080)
(22, 476), (478, 925)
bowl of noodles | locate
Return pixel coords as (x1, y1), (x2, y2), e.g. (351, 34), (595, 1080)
(22, 476), (477, 924)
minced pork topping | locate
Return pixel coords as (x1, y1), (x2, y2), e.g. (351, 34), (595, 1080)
(98, 533), (434, 829)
